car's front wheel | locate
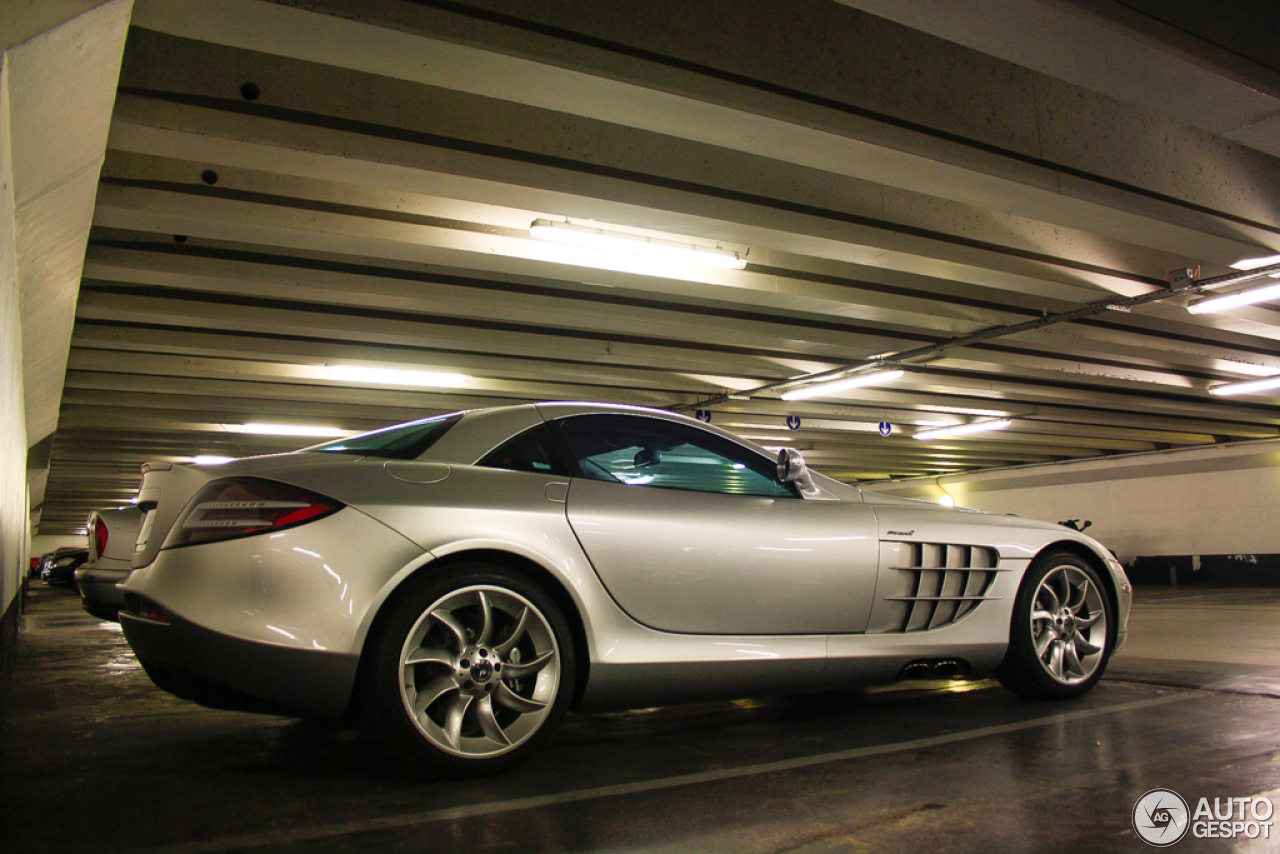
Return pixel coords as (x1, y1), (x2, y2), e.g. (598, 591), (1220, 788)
(996, 551), (1113, 699)
(365, 565), (575, 775)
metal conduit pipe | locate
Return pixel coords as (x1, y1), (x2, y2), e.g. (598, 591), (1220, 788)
(677, 262), (1280, 411)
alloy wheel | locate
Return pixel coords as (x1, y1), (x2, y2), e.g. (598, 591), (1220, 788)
(1029, 564), (1108, 685)
(397, 585), (560, 758)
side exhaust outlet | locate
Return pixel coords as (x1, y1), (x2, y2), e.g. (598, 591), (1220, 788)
(898, 659), (971, 681)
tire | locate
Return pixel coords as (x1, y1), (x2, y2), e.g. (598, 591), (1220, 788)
(995, 551), (1113, 699)
(364, 564), (575, 775)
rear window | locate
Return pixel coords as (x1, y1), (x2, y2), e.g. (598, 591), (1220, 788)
(305, 413), (462, 460)
(477, 424), (571, 476)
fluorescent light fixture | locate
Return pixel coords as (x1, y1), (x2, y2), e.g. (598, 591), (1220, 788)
(1230, 255), (1280, 273)
(1187, 282), (1280, 314)
(530, 219), (747, 269)
(327, 365), (470, 387)
(223, 423), (350, 437)
(938, 495), (956, 508)
(192, 455), (236, 465)
(914, 419), (1012, 441)
(781, 369), (905, 401)
(1208, 376), (1280, 397)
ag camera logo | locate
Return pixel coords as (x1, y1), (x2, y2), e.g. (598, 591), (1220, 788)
(1133, 788), (1190, 847)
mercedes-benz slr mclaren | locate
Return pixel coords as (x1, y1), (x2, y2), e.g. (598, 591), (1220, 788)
(119, 402), (1131, 774)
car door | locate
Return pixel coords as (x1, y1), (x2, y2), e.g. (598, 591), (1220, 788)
(553, 414), (879, 635)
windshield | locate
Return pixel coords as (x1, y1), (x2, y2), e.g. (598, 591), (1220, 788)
(305, 413), (462, 459)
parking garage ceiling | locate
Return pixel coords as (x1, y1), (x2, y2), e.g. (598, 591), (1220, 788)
(24, 0), (1280, 533)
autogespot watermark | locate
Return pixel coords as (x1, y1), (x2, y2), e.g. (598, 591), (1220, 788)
(1132, 788), (1275, 846)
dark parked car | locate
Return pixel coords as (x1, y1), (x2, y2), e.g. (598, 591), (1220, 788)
(32, 546), (82, 579)
(41, 548), (90, 588)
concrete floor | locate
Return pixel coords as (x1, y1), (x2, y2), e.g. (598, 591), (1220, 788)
(3, 583), (1280, 854)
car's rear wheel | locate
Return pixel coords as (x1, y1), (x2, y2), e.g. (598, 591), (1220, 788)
(365, 565), (574, 775)
(995, 551), (1112, 699)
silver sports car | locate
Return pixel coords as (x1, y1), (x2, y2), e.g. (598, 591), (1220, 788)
(120, 402), (1131, 774)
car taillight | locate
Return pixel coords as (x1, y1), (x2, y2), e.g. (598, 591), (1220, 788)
(163, 478), (343, 549)
(91, 516), (108, 561)
(138, 597), (170, 622)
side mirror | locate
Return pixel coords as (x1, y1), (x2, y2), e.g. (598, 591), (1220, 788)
(633, 446), (663, 468)
(776, 448), (818, 495)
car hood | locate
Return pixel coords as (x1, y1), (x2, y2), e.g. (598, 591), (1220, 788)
(859, 488), (1117, 558)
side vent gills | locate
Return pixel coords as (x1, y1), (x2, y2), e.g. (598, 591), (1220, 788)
(883, 542), (1004, 632)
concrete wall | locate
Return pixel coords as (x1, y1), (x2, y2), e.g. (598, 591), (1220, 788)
(863, 441), (1280, 564)
(1, 50), (31, 718)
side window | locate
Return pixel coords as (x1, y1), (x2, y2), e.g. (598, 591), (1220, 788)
(477, 424), (571, 476)
(554, 415), (794, 498)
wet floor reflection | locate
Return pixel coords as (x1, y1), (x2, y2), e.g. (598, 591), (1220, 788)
(5, 585), (1280, 854)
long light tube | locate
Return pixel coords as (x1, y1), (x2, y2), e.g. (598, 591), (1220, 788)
(1187, 281), (1280, 315)
(1182, 258), (1280, 318)
(1230, 255), (1280, 273)
(1208, 376), (1280, 397)
(327, 365), (470, 387)
(529, 219), (747, 269)
(192, 455), (236, 465)
(781, 369), (905, 401)
(914, 419), (1011, 441)
(223, 424), (350, 437)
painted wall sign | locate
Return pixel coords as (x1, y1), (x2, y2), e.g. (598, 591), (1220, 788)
(787, 415), (802, 431)
(694, 409), (712, 423)
(879, 421), (892, 437)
